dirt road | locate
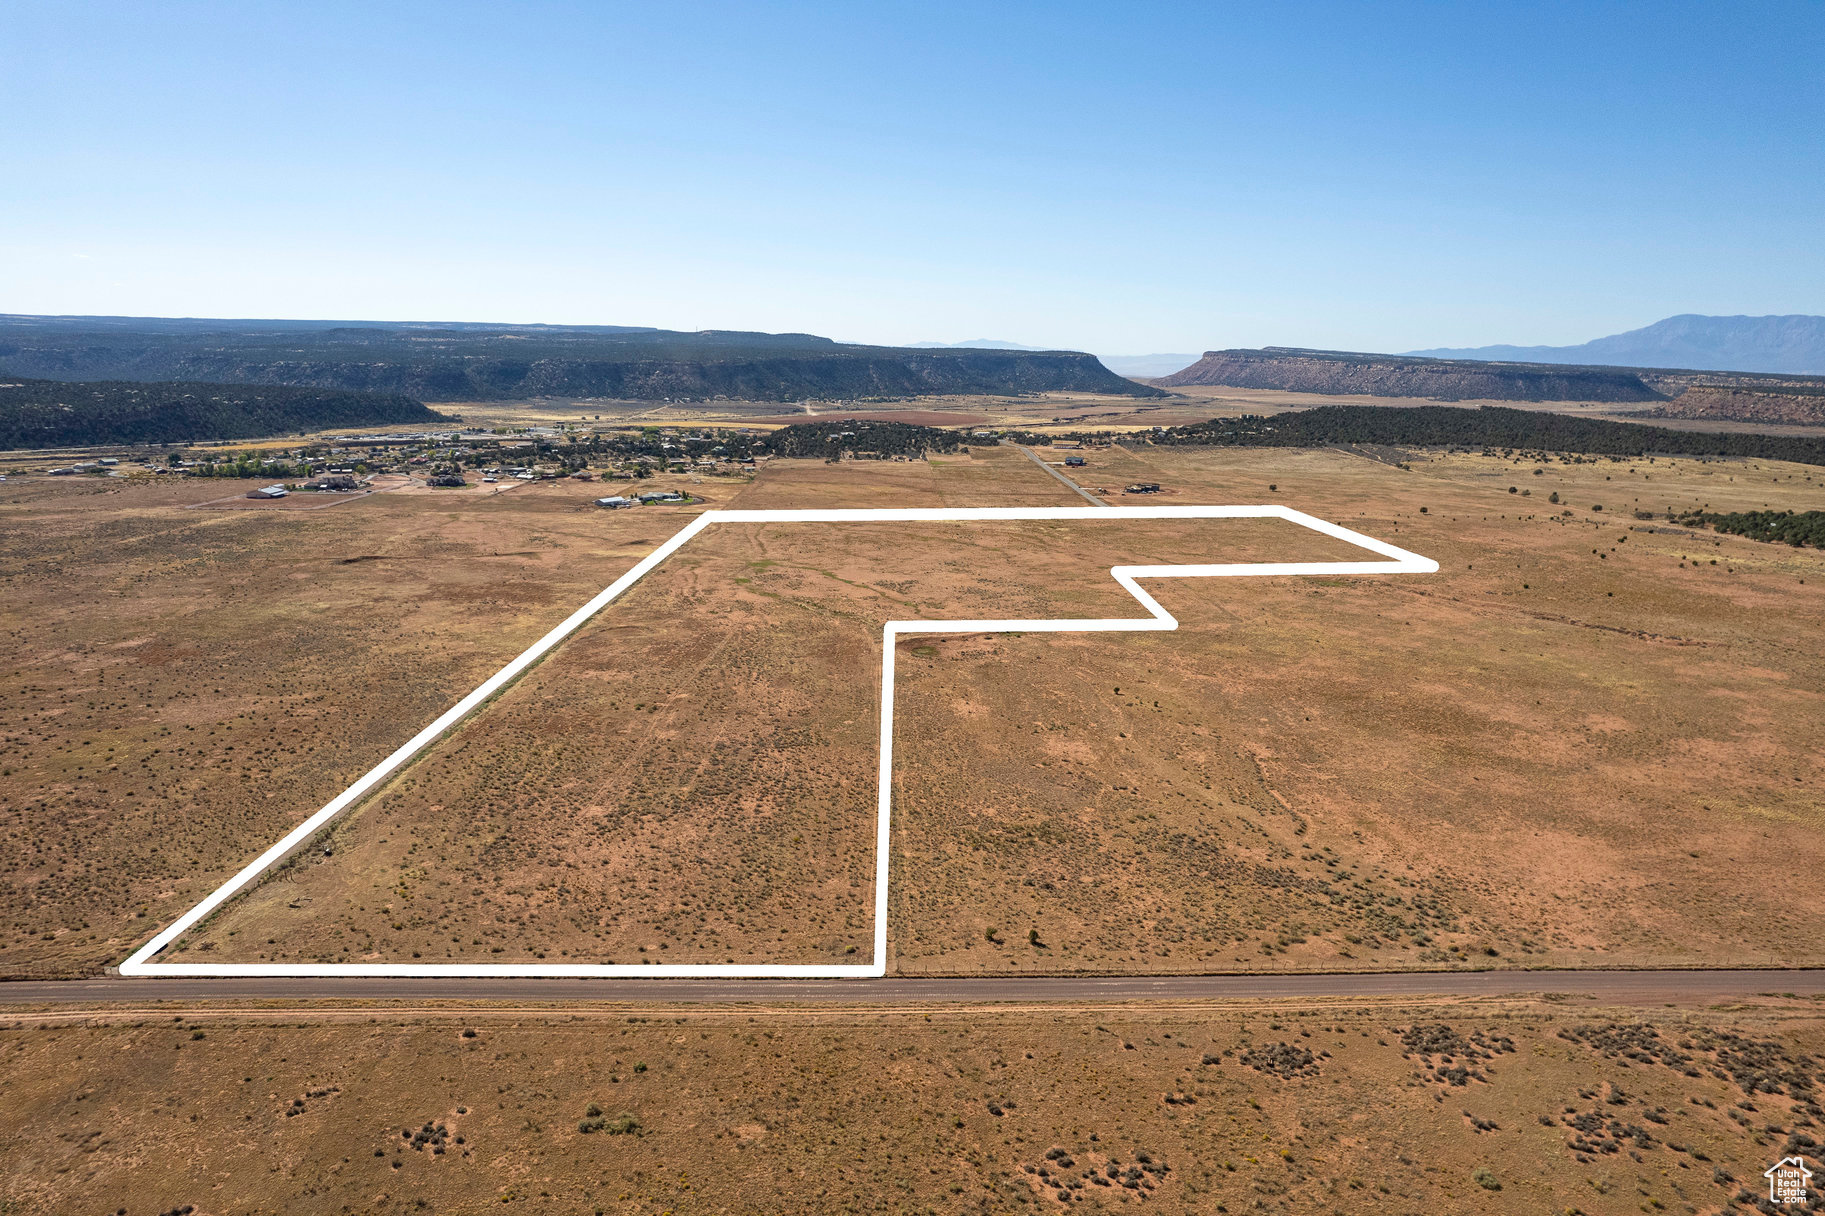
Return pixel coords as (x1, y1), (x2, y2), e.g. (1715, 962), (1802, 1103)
(4, 968), (1822, 1008)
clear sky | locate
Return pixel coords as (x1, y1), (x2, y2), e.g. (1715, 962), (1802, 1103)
(4, 1), (1821, 354)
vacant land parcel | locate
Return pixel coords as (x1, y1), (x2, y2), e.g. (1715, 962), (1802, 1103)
(0, 446), (1080, 977)
(161, 509), (1382, 969)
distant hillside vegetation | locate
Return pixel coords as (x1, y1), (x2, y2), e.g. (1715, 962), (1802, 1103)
(1410, 314), (1825, 375)
(0, 316), (1162, 401)
(1638, 382), (1825, 427)
(1158, 348), (1664, 402)
(0, 377), (447, 449)
(1152, 404), (1825, 467)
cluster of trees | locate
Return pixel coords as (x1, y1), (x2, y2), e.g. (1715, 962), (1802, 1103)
(1674, 509), (1825, 548)
(1147, 404), (1825, 468)
(0, 376), (446, 449)
(760, 420), (966, 460)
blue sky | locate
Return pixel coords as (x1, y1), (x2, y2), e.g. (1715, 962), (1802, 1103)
(4, 1), (1821, 353)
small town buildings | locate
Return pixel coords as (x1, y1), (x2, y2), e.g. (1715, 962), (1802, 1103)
(595, 495), (634, 509)
(1065, 456), (1086, 467)
(246, 484), (288, 499)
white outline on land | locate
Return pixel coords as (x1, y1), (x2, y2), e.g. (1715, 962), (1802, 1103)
(121, 506), (1436, 979)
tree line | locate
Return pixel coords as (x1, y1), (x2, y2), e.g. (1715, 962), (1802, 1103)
(1148, 404), (1825, 468)
(0, 376), (446, 449)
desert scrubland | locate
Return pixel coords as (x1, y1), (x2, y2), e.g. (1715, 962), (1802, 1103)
(3, 995), (1823, 1215)
(5, 437), (1822, 977)
(3, 427), (1824, 1216)
(0, 474), (694, 975)
(893, 443), (1825, 974)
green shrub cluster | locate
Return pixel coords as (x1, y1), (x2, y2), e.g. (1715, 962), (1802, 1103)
(1674, 509), (1825, 547)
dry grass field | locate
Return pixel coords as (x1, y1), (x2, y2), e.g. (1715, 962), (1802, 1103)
(441, 386), (1825, 442)
(167, 508), (1365, 967)
(5, 434), (1825, 1216)
(4, 439), (1822, 980)
(0, 472), (717, 977)
(437, 392), (1203, 437)
(890, 444), (1825, 974)
(146, 437), (1825, 976)
(2, 994), (1823, 1215)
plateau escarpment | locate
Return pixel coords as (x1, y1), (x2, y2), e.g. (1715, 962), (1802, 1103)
(1157, 347), (1665, 402)
(0, 316), (1163, 402)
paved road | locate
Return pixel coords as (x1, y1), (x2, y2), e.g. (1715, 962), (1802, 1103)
(3, 969), (1821, 1007)
(1008, 442), (1107, 506)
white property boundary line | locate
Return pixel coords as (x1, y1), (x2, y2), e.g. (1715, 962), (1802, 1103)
(120, 506), (1436, 979)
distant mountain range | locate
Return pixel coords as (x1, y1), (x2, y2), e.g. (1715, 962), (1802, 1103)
(1408, 314), (1825, 375)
